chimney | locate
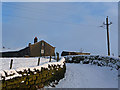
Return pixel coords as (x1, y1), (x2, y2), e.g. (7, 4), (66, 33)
(28, 43), (31, 47)
(34, 37), (38, 43)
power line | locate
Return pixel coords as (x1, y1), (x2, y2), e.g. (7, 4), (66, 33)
(3, 13), (81, 26)
(2, 2), (76, 11)
(2, 3), (101, 27)
(3, 3), (79, 25)
(2, 3), (75, 19)
(3, 13), (99, 28)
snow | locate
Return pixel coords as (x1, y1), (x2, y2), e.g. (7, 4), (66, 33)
(5, 73), (22, 80)
(0, 47), (25, 52)
(0, 57), (65, 80)
(0, 55), (119, 88)
(0, 57), (56, 71)
(0, 69), (22, 80)
(56, 63), (118, 88)
(65, 55), (119, 60)
(65, 55), (120, 70)
(21, 81), (24, 83)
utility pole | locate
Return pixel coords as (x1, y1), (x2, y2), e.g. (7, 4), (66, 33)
(80, 48), (84, 53)
(103, 16), (112, 56)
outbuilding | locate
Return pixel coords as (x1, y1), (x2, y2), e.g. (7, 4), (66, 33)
(1, 37), (55, 57)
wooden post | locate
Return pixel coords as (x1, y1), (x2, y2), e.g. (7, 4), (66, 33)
(10, 59), (13, 69)
(49, 56), (52, 62)
(103, 16), (112, 56)
(106, 16), (110, 56)
(37, 57), (40, 66)
(56, 52), (59, 62)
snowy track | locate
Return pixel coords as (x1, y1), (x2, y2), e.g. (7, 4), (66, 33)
(56, 63), (118, 88)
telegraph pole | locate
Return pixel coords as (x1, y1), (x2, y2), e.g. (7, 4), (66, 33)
(103, 16), (112, 56)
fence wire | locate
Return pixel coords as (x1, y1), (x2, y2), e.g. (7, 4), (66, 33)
(0, 57), (57, 71)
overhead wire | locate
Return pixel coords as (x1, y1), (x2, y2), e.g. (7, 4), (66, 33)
(2, 3), (75, 19)
(3, 4), (81, 25)
(2, 3), (98, 27)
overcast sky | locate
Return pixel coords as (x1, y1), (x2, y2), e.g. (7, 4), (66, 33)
(2, 2), (118, 56)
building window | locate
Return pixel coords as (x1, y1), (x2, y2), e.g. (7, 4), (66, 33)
(42, 42), (44, 46)
(41, 49), (44, 54)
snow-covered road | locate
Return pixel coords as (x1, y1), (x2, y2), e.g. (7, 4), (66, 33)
(56, 63), (118, 88)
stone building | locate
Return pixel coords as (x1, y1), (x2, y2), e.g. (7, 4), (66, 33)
(1, 37), (55, 57)
(61, 51), (90, 56)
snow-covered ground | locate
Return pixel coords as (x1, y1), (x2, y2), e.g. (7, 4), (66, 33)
(56, 63), (118, 88)
(0, 56), (119, 88)
(0, 57), (65, 80)
(0, 57), (56, 71)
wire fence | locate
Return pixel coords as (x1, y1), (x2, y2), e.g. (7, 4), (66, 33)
(0, 57), (57, 71)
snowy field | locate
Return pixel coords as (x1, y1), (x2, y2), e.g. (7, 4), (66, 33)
(0, 57), (56, 71)
(56, 63), (118, 88)
(0, 57), (65, 81)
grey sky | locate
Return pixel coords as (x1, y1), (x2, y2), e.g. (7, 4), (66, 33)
(2, 2), (118, 56)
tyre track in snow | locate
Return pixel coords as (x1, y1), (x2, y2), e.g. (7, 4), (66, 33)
(56, 63), (118, 88)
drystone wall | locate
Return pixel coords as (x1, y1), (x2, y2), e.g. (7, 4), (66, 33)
(0, 58), (66, 89)
(65, 55), (120, 70)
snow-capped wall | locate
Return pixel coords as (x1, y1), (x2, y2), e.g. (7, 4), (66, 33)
(0, 57), (65, 81)
(64, 55), (120, 70)
(1, 57), (66, 89)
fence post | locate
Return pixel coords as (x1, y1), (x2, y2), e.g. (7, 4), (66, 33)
(37, 57), (40, 66)
(56, 52), (59, 62)
(10, 59), (13, 69)
(49, 56), (52, 62)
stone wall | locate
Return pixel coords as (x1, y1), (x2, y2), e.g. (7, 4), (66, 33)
(65, 55), (120, 70)
(1, 63), (66, 89)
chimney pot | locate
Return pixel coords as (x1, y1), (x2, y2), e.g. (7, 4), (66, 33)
(34, 37), (38, 43)
(29, 43), (31, 47)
